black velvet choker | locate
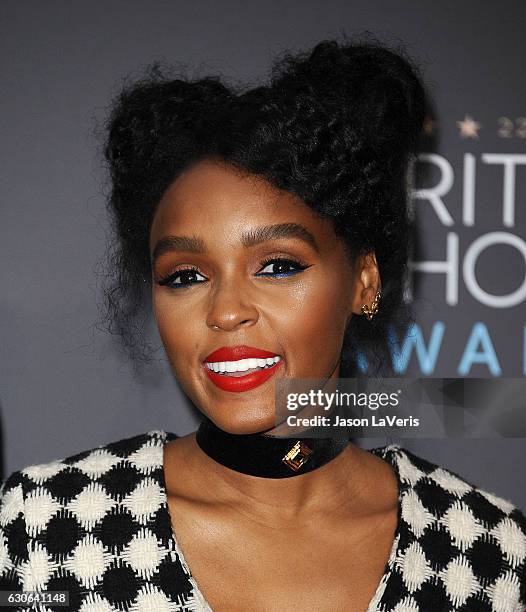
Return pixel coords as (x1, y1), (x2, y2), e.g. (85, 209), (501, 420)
(195, 417), (350, 478)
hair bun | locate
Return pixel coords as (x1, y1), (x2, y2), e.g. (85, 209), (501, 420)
(271, 39), (427, 160)
(104, 72), (232, 180)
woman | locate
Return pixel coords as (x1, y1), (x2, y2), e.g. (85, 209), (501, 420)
(1, 38), (525, 612)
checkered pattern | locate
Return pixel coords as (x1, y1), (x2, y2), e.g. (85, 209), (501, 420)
(0, 430), (524, 611)
(368, 445), (526, 612)
(0, 430), (203, 611)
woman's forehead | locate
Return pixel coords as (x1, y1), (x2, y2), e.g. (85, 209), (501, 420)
(150, 159), (334, 241)
(159, 159), (294, 212)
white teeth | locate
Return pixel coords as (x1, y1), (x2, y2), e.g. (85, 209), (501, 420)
(233, 359), (251, 372)
(206, 355), (281, 373)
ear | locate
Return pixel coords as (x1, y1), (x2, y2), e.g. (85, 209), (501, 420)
(349, 251), (382, 317)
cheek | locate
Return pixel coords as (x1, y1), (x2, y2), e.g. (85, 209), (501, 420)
(153, 293), (201, 366)
(270, 271), (351, 357)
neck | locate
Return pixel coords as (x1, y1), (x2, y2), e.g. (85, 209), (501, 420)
(190, 419), (372, 522)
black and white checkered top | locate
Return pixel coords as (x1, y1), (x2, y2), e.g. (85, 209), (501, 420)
(1, 429), (525, 611)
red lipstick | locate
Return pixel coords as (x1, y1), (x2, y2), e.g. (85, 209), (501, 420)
(202, 345), (284, 393)
(204, 345), (280, 362)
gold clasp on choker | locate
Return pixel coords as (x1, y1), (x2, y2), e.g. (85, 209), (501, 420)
(282, 440), (313, 472)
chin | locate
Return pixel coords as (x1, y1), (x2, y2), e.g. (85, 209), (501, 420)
(203, 409), (276, 436)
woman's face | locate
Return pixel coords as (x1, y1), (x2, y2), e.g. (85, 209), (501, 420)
(149, 158), (376, 434)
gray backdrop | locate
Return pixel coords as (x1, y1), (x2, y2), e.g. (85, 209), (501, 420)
(2, 1), (525, 508)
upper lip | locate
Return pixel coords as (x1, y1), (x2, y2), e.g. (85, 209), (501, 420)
(204, 345), (281, 363)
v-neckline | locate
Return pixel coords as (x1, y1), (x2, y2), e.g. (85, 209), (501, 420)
(154, 430), (407, 612)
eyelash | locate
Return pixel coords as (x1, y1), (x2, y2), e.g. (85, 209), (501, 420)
(157, 256), (310, 290)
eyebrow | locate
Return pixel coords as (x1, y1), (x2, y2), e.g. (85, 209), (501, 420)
(151, 222), (320, 264)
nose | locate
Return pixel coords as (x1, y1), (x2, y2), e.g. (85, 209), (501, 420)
(206, 278), (259, 332)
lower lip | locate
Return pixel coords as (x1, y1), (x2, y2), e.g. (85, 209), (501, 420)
(203, 359), (284, 392)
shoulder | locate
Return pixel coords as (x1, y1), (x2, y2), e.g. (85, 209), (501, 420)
(389, 444), (526, 522)
(0, 429), (171, 534)
(382, 444), (526, 608)
(0, 428), (195, 604)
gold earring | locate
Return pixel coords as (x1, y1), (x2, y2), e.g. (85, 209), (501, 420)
(361, 291), (381, 321)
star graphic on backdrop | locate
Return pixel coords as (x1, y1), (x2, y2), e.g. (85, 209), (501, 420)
(422, 116), (437, 136)
(457, 115), (482, 138)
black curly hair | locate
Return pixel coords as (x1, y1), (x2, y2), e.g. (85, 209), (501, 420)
(98, 35), (428, 378)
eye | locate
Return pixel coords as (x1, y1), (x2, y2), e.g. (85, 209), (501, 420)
(157, 267), (208, 289)
(255, 257), (309, 278)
